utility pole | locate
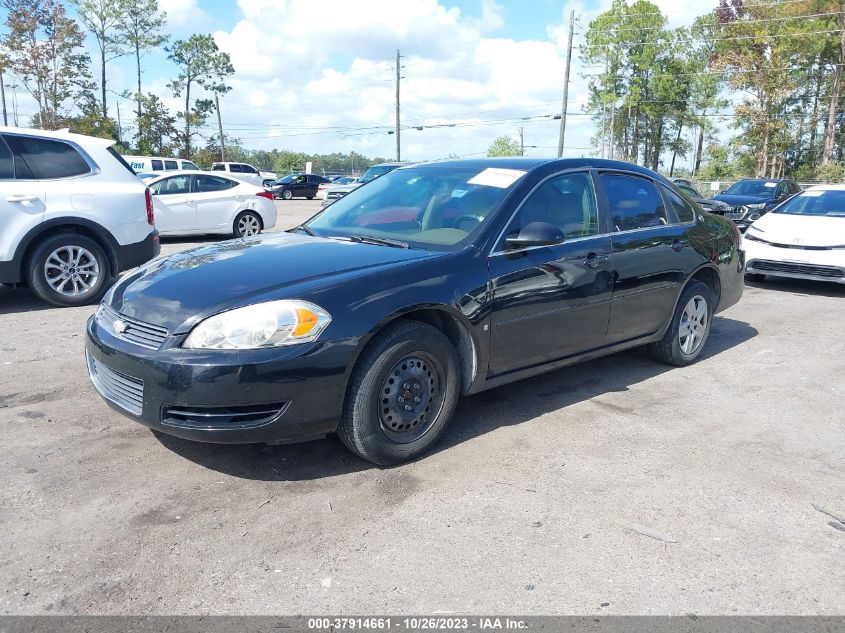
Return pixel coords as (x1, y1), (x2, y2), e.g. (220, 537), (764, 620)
(116, 101), (122, 145)
(0, 74), (7, 126)
(395, 49), (401, 162)
(519, 126), (524, 156)
(557, 9), (575, 158)
(215, 93), (225, 161)
(10, 84), (18, 126)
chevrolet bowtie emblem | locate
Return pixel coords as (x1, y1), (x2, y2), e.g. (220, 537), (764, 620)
(113, 320), (127, 334)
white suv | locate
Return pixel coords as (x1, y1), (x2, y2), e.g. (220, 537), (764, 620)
(211, 161), (277, 187)
(0, 127), (158, 307)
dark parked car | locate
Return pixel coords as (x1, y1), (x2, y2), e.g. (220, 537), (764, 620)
(268, 173), (330, 200)
(711, 178), (801, 230)
(86, 158), (744, 465)
(675, 183), (731, 214)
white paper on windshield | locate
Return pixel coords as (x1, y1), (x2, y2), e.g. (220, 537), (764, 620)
(468, 168), (527, 189)
(763, 182), (777, 187)
(800, 190), (825, 197)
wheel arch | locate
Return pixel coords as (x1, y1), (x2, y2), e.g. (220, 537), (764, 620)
(657, 264), (721, 339)
(346, 305), (480, 396)
(12, 217), (119, 283)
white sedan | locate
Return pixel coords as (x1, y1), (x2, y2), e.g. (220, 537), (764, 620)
(744, 184), (845, 285)
(148, 171), (277, 238)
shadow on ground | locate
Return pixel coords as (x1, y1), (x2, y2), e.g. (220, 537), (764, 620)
(157, 315), (758, 481)
(746, 276), (845, 298)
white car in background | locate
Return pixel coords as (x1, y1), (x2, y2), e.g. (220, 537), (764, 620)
(210, 161), (277, 188)
(0, 126), (157, 307)
(316, 176), (356, 199)
(744, 184), (845, 284)
(148, 171), (277, 238)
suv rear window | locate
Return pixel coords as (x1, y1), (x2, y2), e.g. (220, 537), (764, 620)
(211, 163), (224, 171)
(4, 135), (90, 179)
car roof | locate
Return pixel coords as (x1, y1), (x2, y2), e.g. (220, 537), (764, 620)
(734, 178), (788, 183)
(0, 125), (115, 147)
(409, 157), (679, 181)
(147, 170), (238, 182)
(803, 184), (845, 191)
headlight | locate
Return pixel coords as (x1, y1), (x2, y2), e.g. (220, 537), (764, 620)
(745, 203), (766, 210)
(183, 300), (331, 350)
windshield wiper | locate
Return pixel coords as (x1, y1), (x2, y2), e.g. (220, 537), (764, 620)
(349, 234), (410, 249)
(292, 224), (318, 236)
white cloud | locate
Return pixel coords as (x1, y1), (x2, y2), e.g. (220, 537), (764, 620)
(165, 0), (211, 31)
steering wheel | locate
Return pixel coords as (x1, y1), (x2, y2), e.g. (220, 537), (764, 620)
(452, 214), (484, 230)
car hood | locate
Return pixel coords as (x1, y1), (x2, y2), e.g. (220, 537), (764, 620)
(712, 193), (773, 206)
(749, 213), (845, 247)
(110, 232), (433, 332)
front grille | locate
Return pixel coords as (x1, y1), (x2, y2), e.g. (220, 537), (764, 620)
(326, 191), (348, 200)
(725, 206), (746, 220)
(98, 304), (169, 350)
(87, 353), (144, 416)
(750, 259), (844, 278)
(162, 403), (289, 430)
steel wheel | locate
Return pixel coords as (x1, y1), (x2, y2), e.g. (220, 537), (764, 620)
(236, 213), (261, 237)
(378, 353), (445, 444)
(43, 245), (100, 297)
(678, 294), (708, 355)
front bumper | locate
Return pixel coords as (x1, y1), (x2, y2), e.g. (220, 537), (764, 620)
(85, 313), (354, 443)
(744, 240), (845, 284)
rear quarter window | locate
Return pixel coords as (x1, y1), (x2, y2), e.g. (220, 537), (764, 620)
(5, 135), (91, 179)
(164, 160), (178, 170)
(0, 136), (14, 179)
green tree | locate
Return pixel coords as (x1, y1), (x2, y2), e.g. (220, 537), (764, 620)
(487, 135), (522, 157)
(119, 0), (167, 144)
(2, 0), (95, 129)
(72, 0), (127, 118)
(167, 34), (224, 157)
(134, 92), (177, 155)
(205, 51), (234, 161)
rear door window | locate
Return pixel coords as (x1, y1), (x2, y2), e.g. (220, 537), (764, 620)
(194, 174), (236, 192)
(661, 185), (697, 223)
(229, 164), (242, 173)
(4, 135), (90, 179)
(151, 159), (163, 170)
(601, 173), (668, 231)
(151, 175), (191, 195)
(164, 160), (178, 170)
(0, 136), (14, 179)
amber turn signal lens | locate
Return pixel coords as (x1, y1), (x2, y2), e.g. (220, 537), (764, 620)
(292, 308), (319, 337)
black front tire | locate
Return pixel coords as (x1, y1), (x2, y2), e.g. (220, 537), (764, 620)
(745, 273), (766, 283)
(648, 281), (713, 367)
(281, 189), (293, 200)
(338, 320), (461, 466)
(27, 233), (112, 307)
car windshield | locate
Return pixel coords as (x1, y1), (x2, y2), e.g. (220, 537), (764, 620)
(774, 190), (845, 216)
(359, 165), (397, 183)
(724, 180), (777, 197)
(275, 175), (295, 184)
(305, 165), (519, 249)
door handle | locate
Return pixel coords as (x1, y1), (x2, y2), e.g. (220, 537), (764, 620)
(671, 239), (690, 252)
(6, 194), (39, 203)
(583, 253), (609, 269)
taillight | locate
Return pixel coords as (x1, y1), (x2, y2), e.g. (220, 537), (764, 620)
(145, 187), (154, 225)
(256, 191), (274, 200)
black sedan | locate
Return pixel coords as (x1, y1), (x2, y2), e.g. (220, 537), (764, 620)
(267, 173), (330, 199)
(86, 158), (744, 465)
(675, 183), (731, 215)
(711, 178), (801, 230)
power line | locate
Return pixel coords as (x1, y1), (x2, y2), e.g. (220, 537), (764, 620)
(575, 27), (844, 50)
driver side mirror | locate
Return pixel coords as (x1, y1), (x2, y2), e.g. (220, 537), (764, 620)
(505, 222), (565, 250)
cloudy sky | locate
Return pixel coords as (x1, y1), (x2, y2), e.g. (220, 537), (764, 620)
(9, 0), (713, 165)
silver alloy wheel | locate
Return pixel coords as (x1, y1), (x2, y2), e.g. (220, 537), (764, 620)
(237, 214), (261, 237)
(43, 245), (100, 297)
(678, 294), (708, 355)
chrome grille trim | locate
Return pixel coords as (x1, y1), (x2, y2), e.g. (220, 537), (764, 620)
(97, 304), (169, 350)
(86, 353), (144, 416)
(749, 259), (845, 278)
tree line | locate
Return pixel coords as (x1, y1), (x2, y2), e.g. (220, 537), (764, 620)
(581, 0), (845, 181)
(0, 0), (388, 174)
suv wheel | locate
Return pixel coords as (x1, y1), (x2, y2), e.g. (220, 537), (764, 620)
(27, 233), (112, 307)
(338, 320), (461, 465)
(647, 281), (713, 367)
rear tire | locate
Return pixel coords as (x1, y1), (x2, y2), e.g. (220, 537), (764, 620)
(27, 233), (112, 307)
(233, 211), (262, 237)
(745, 273), (766, 283)
(648, 281), (713, 367)
(338, 320), (461, 466)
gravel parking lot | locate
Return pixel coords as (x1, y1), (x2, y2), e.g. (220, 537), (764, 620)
(1, 198), (843, 615)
